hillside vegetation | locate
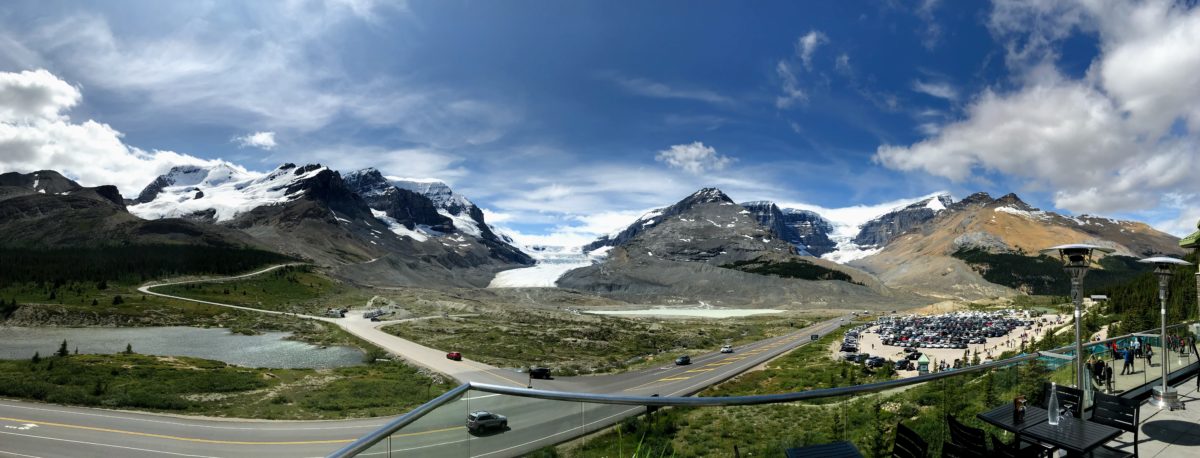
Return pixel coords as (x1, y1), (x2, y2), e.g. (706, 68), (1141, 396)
(0, 352), (451, 420)
(952, 248), (1151, 295)
(0, 245), (291, 287)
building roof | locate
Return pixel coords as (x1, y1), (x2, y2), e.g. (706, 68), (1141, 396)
(1182, 229), (1200, 249)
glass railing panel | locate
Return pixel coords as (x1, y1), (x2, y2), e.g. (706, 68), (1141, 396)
(384, 390), (468, 458)
(463, 389), (585, 457)
(357, 439), (390, 458)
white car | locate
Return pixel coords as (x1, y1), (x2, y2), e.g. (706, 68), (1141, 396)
(720, 345), (734, 354)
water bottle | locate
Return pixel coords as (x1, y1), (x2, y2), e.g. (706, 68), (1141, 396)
(1047, 382), (1060, 426)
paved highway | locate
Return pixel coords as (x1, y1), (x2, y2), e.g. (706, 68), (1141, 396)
(0, 266), (848, 457)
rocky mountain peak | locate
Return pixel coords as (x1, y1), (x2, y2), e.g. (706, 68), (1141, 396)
(740, 201), (815, 256)
(953, 192), (994, 209)
(0, 170), (82, 195)
(993, 192), (1034, 210)
(680, 187), (733, 206)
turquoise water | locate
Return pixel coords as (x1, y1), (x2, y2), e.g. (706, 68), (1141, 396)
(0, 326), (364, 368)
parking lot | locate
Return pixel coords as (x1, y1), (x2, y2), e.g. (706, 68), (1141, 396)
(830, 310), (1066, 377)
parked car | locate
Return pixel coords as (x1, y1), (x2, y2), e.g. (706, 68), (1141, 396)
(529, 367), (552, 379)
(865, 356), (887, 368)
(895, 360), (913, 371)
(466, 411), (507, 432)
(446, 351), (463, 361)
(675, 355), (691, 365)
(720, 345), (734, 354)
(811, 334), (820, 341)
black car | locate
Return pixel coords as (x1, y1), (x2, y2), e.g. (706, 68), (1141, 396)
(675, 355), (691, 365)
(529, 367), (552, 379)
(894, 360), (912, 371)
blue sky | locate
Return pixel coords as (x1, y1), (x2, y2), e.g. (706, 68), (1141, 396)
(1, 0), (1198, 246)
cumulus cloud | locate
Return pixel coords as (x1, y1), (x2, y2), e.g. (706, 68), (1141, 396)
(233, 131), (277, 150)
(655, 142), (735, 175)
(0, 69), (80, 120)
(877, 0), (1200, 226)
(796, 30), (828, 70)
(0, 69), (222, 196)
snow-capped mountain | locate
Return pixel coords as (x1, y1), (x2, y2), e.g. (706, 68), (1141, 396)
(344, 168), (532, 265)
(779, 193), (954, 264)
(781, 208), (837, 256)
(739, 201), (826, 256)
(130, 162), (324, 222)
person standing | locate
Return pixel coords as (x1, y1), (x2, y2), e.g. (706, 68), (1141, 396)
(1121, 346), (1134, 375)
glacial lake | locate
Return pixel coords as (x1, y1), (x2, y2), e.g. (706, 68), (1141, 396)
(585, 308), (785, 318)
(0, 326), (364, 369)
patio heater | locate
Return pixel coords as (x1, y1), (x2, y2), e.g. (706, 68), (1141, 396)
(1139, 256), (1192, 411)
(1041, 244), (1114, 391)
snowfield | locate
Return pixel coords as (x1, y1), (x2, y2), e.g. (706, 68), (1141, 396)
(487, 246), (607, 288)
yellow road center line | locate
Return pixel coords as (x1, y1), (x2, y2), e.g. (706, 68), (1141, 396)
(0, 416), (354, 446)
(684, 368), (714, 373)
(657, 376), (691, 382)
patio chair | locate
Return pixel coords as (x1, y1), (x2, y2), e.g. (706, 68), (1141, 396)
(1041, 382), (1083, 418)
(947, 416), (987, 454)
(1089, 391), (1140, 458)
(891, 423), (928, 458)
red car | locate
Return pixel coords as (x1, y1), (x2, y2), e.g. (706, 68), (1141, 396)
(446, 351), (462, 361)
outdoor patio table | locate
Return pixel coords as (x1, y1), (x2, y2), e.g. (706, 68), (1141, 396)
(1018, 414), (1122, 456)
(977, 403), (1049, 434)
(783, 440), (864, 458)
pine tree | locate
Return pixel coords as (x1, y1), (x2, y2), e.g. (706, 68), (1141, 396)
(31, 352), (40, 364)
(124, 343), (133, 355)
(57, 339), (69, 357)
(111, 295), (124, 305)
(91, 299), (98, 306)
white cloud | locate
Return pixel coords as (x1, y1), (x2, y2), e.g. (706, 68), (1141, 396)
(877, 0), (1200, 229)
(605, 73), (732, 106)
(287, 146), (468, 185)
(796, 30), (828, 70)
(774, 60), (806, 109)
(911, 80), (958, 101)
(0, 69), (80, 120)
(915, 0), (943, 50)
(0, 69), (221, 196)
(1, 6), (513, 149)
(233, 131), (277, 150)
(835, 53), (852, 75)
(655, 142), (735, 175)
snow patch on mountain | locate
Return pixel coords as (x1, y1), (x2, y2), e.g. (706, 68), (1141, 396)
(438, 208), (481, 237)
(994, 205), (1051, 221)
(129, 163), (323, 222)
(370, 209), (432, 242)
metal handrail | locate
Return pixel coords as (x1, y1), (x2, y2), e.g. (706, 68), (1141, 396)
(327, 321), (1199, 458)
